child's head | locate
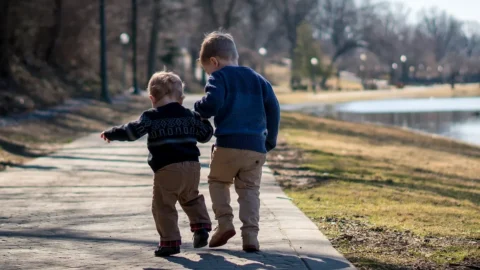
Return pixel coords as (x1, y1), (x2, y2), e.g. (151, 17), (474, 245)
(147, 71), (185, 106)
(199, 31), (239, 75)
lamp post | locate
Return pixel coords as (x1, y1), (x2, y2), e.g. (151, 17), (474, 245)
(360, 53), (367, 87)
(99, 0), (110, 103)
(400, 55), (407, 84)
(438, 65), (444, 83)
(310, 57), (318, 93)
(258, 47), (267, 76)
(391, 62), (398, 85)
(131, 0), (139, 95)
(409, 65), (415, 81)
(119, 33), (130, 91)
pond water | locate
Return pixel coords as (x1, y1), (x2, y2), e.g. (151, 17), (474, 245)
(282, 97), (480, 146)
(335, 97), (480, 146)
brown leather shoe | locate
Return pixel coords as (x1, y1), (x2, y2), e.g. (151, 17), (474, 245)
(209, 224), (236, 248)
(242, 234), (260, 252)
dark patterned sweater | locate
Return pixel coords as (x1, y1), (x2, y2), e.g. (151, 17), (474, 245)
(103, 102), (213, 172)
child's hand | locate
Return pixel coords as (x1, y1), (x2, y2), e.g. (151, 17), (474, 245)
(100, 132), (110, 143)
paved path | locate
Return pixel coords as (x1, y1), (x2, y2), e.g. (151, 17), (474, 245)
(0, 99), (355, 270)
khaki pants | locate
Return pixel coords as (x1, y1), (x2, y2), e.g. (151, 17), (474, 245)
(208, 146), (266, 237)
(152, 161), (211, 245)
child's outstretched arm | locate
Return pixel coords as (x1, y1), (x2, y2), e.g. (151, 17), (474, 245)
(194, 73), (225, 119)
(263, 81), (280, 152)
(193, 112), (214, 143)
(101, 113), (150, 142)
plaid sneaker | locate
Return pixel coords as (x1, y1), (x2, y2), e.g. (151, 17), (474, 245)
(154, 240), (181, 257)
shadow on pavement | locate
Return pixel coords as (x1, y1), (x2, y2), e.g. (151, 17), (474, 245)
(151, 253), (274, 270)
(156, 249), (352, 270)
(45, 155), (146, 164)
(0, 229), (155, 246)
(0, 163), (58, 170)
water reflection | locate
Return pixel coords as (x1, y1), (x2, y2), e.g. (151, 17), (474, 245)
(444, 119), (480, 145)
(281, 98), (480, 145)
(335, 98), (480, 146)
(336, 111), (479, 144)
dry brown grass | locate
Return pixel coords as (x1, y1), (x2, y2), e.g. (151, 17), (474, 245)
(270, 112), (480, 269)
(0, 96), (148, 170)
(275, 84), (480, 104)
(266, 63), (363, 93)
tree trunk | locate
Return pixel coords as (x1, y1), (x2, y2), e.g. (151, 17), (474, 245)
(147, 0), (161, 81)
(0, 0), (11, 80)
(320, 63), (334, 90)
(289, 38), (296, 89)
(45, 0), (62, 64)
(99, 0), (110, 102)
(189, 47), (198, 80)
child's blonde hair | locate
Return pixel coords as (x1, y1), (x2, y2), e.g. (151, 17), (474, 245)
(199, 31), (239, 63)
(147, 71), (184, 100)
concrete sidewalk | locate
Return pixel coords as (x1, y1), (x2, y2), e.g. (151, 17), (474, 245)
(0, 102), (354, 270)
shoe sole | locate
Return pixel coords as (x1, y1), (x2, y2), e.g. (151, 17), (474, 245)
(243, 245), (260, 253)
(209, 230), (236, 248)
(154, 250), (180, 257)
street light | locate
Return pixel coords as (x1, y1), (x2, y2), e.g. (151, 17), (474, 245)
(120, 33), (130, 45)
(310, 57), (319, 93)
(258, 47), (267, 56)
(119, 33), (130, 91)
(400, 55), (407, 84)
(409, 66), (415, 81)
(258, 47), (267, 76)
(360, 53), (367, 62)
(390, 63), (398, 85)
(438, 65), (444, 83)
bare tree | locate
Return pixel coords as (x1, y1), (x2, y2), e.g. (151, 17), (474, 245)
(147, 0), (161, 80)
(419, 8), (463, 62)
(45, 0), (62, 64)
(244, 0), (274, 49)
(186, 0), (245, 83)
(463, 21), (480, 57)
(0, 0), (11, 82)
(313, 0), (381, 88)
(200, 0), (240, 30)
(366, 2), (409, 63)
(273, 0), (317, 86)
(147, 0), (188, 81)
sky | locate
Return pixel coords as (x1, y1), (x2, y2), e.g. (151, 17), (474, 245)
(387, 0), (480, 23)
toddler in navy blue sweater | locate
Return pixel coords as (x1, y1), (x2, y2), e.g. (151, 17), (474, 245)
(194, 31), (280, 252)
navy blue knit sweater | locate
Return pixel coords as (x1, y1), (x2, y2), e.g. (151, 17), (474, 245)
(194, 66), (280, 153)
(103, 102), (213, 172)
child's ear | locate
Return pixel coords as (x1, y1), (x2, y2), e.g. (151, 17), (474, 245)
(210, 57), (219, 67)
(149, 95), (156, 104)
